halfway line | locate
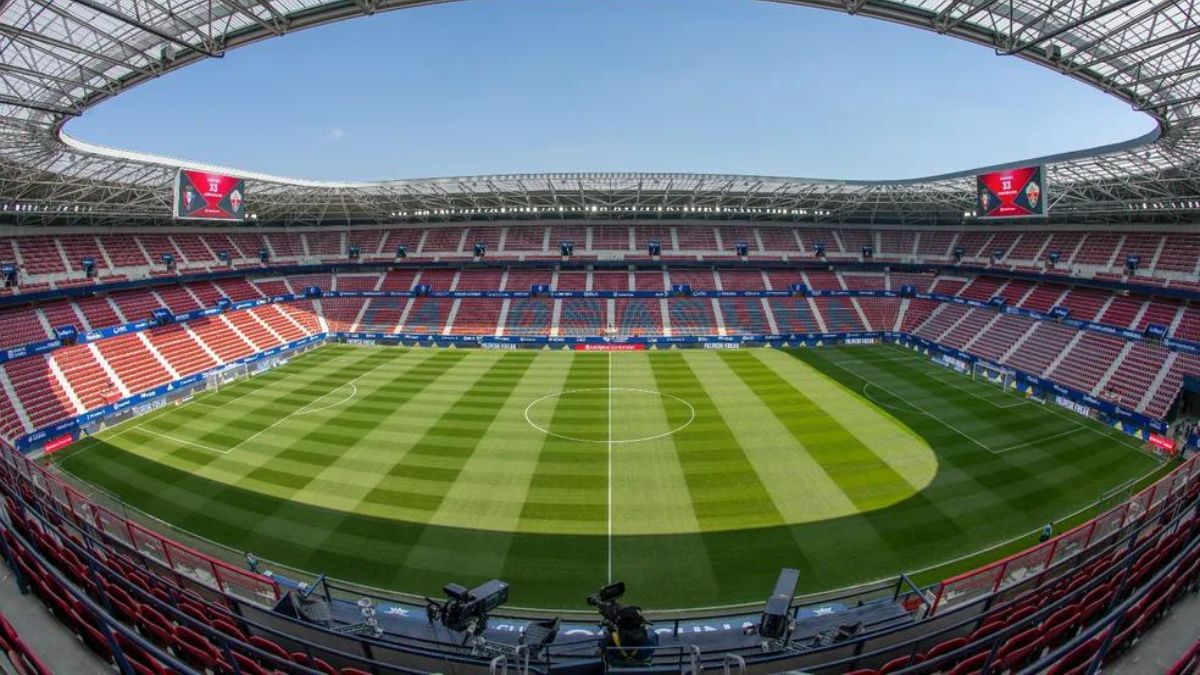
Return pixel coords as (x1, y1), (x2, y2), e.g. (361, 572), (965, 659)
(607, 351), (613, 583)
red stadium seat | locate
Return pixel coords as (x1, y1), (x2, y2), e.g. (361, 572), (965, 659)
(248, 635), (291, 663)
(71, 610), (113, 663)
(1004, 603), (1039, 627)
(967, 619), (1005, 643)
(101, 582), (139, 625)
(173, 625), (223, 672)
(135, 605), (175, 648)
(997, 627), (1043, 672)
(947, 651), (989, 675)
(1041, 604), (1081, 650)
(233, 650), (274, 675)
(291, 651), (337, 675)
(878, 654), (920, 674)
(211, 617), (248, 643)
(1046, 633), (1107, 675)
(922, 636), (968, 663)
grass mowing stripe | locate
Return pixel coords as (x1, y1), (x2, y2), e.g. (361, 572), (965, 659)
(505, 353), (608, 593)
(816, 347), (1066, 455)
(799, 348), (1067, 495)
(244, 349), (472, 497)
(646, 351), (787, 531)
(140, 348), (396, 471)
(716, 350), (921, 511)
(750, 349), (938, 492)
(232, 348), (447, 500)
(427, 352), (575, 531)
(516, 353), (608, 534)
(608, 353), (704, 535)
(837, 347), (1137, 478)
(407, 353), (574, 578)
(794, 346), (1158, 530)
(680, 350), (863, 523)
(360, 351), (537, 513)
(384, 352), (539, 575)
(608, 352), (720, 599)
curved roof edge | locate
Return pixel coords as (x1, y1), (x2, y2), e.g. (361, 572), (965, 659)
(1, 0), (1198, 225)
(59, 126), (1164, 189)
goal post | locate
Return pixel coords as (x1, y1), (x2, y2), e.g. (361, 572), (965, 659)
(972, 361), (1016, 391)
(205, 363), (250, 392)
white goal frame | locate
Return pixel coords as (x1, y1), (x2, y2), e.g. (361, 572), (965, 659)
(205, 363), (250, 392)
(972, 361), (1017, 391)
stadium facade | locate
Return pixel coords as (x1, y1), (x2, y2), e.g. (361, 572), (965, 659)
(0, 0), (1199, 225)
(0, 1), (1198, 675)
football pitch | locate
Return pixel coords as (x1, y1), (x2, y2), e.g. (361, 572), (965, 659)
(53, 343), (1162, 609)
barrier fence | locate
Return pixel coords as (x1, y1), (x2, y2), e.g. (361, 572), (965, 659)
(930, 453), (1200, 615)
(0, 441), (281, 608)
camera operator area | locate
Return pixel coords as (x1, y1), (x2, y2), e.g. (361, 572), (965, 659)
(261, 567), (914, 671)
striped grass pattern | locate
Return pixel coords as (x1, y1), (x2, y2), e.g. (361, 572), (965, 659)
(55, 343), (1160, 608)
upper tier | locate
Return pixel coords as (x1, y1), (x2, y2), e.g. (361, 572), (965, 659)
(2, 224), (1198, 298)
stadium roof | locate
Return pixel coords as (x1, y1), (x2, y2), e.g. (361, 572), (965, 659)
(1, 0), (1200, 225)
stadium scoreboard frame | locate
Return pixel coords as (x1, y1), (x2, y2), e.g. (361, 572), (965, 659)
(174, 169), (248, 222)
(976, 166), (1047, 219)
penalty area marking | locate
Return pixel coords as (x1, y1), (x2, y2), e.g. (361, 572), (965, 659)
(125, 363), (381, 456)
(924, 372), (1026, 409)
(991, 427), (1084, 454)
(842, 368), (997, 455)
(860, 383), (921, 415)
(137, 382), (359, 455)
(295, 383), (358, 416)
(858, 368), (1086, 456)
(523, 387), (696, 445)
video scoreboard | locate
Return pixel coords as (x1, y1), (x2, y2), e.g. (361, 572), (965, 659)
(976, 166), (1046, 219)
(174, 169), (246, 221)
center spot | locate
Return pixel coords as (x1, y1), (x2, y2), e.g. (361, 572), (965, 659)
(524, 388), (696, 444)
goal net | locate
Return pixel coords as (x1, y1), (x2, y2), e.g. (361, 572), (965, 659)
(205, 363), (250, 392)
(972, 361), (1016, 391)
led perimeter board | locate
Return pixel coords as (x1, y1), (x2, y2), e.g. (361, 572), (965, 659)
(174, 169), (246, 221)
(977, 166), (1046, 219)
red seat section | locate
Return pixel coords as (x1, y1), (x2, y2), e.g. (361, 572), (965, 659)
(3, 355), (79, 430)
(145, 324), (217, 378)
(0, 307), (49, 350)
(93, 334), (171, 395)
(451, 298), (503, 335)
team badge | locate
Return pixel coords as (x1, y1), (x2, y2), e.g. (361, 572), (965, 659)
(1025, 181), (1040, 209)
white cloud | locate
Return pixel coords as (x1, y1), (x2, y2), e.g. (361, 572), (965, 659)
(324, 127), (345, 141)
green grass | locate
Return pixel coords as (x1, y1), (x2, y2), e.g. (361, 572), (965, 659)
(51, 343), (1161, 609)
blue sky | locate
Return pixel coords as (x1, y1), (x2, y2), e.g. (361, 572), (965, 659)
(66, 0), (1155, 182)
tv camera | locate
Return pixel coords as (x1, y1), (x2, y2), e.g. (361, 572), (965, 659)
(427, 580), (559, 658)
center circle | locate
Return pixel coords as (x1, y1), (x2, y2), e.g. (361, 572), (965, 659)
(524, 388), (696, 444)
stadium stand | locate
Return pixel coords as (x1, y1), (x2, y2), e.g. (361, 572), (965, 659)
(505, 297), (554, 336)
(2, 230), (1200, 675)
(450, 298), (504, 335)
(6, 258), (1200, 444)
(10, 227), (1200, 293)
(719, 297), (773, 335)
(615, 298), (662, 336)
(558, 297), (606, 336)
